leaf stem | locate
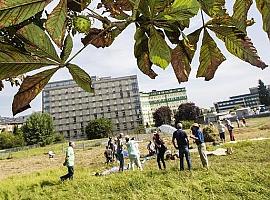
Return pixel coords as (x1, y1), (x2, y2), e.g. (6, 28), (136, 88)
(200, 9), (206, 30)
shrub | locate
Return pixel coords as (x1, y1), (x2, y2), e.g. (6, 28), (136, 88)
(202, 126), (217, 142)
(85, 118), (113, 140)
(180, 120), (194, 130)
(133, 125), (146, 135)
(0, 132), (25, 149)
(54, 134), (65, 143)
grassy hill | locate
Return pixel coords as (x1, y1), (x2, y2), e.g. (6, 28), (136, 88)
(0, 117), (270, 199)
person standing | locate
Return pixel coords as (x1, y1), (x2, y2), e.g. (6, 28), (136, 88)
(153, 132), (167, 170)
(190, 123), (209, 169)
(217, 120), (226, 143)
(116, 133), (124, 171)
(108, 137), (115, 161)
(225, 119), (235, 141)
(172, 123), (191, 171)
(60, 141), (75, 181)
(125, 136), (143, 171)
(104, 146), (113, 164)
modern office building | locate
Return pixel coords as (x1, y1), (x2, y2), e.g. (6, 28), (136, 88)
(140, 88), (188, 126)
(42, 75), (142, 139)
(214, 85), (270, 113)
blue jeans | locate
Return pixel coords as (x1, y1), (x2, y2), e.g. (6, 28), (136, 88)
(179, 146), (191, 170)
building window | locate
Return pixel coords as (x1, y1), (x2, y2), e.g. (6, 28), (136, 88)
(94, 114), (97, 119)
(73, 117), (76, 123)
(107, 106), (111, 112)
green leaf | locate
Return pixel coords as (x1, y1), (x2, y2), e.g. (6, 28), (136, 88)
(134, 27), (157, 79)
(148, 26), (171, 69)
(0, 0), (51, 29)
(12, 67), (59, 115)
(67, 64), (94, 93)
(197, 29), (226, 81)
(255, 0), (270, 40)
(60, 34), (73, 62)
(156, 0), (199, 21)
(208, 26), (268, 69)
(0, 43), (58, 80)
(45, 0), (67, 48)
(198, 0), (227, 17)
(17, 23), (61, 62)
(233, 0), (253, 23)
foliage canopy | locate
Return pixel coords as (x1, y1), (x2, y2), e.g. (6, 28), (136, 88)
(153, 106), (172, 126)
(85, 118), (113, 140)
(21, 112), (56, 146)
(0, 0), (269, 115)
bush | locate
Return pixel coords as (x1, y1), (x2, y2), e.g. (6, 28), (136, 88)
(202, 126), (217, 142)
(0, 132), (25, 150)
(180, 120), (194, 130)
(21, 112), (56, 146)
(133, 125), (146, 135)
(85, 118), (113, 140)
(54, 134), (65, 143)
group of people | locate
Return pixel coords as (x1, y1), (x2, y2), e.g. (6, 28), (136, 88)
(103, 122), (209, 173)
(59, 122), (211, 181)
(217, 118), (246, 143)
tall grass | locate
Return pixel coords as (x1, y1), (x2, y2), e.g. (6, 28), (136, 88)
(0, 140), (269, 200)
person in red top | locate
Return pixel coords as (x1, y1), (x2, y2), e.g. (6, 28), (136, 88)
(153, 132), (166, 170)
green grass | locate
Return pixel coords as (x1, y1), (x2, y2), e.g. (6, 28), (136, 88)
(0, 140), (269, 200)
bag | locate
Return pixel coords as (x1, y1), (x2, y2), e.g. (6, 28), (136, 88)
(63, 160), (67, 166)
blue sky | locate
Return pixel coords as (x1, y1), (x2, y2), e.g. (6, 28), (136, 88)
(0, 1), (270, 117)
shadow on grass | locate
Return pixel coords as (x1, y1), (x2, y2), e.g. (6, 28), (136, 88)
(40, 180), (60, 188)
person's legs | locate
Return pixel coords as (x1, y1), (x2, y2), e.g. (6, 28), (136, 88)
(160, 151), (166, 169)
(198, 143), (209, 168)
(179, 148), (184, 171)
(60, 166), (74, 181)
(184, 146), (191, 170)
(157, 153), (162, 169)
(134, 155), (143, 171)
(118, 153), (124, 171)
(68, 166), (74, 180)
(229, 130), (235, 141)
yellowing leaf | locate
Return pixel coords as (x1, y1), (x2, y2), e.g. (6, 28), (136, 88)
(17, 23), (61, 62)
(197, 29), (226, 81)
(134, 27), (157, 79)
(12, 67), (59, 115)
(148, 26), (171, 69)
(156, 0), (199, 21)
(67, 64), (94, 93)
(0, 43), (58, 80)
(233, 0), (253, 23)
(209, 26), (267, 69)
(256, 0), (270, 40)
(198, 0), (227, 17)
(45, 0), (67, 48)
(0, 0), (51, 29)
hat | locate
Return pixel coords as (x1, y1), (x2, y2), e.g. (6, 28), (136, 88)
(192, 123), (200, 128)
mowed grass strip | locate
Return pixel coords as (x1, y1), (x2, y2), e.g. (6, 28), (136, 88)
(0, 140), (269, 200)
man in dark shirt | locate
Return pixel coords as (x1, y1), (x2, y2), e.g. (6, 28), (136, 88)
(172, 123), (191, 171)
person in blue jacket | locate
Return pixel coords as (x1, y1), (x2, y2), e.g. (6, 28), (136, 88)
(190, 123), (209, 169)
